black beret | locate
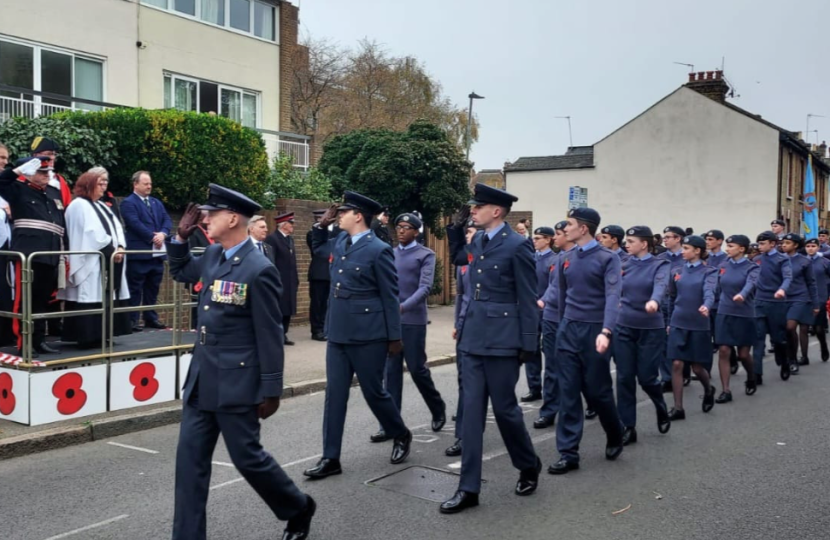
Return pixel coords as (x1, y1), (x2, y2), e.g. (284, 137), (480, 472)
(396, 213), (422, 229)
(567, 207), (601, 226)
(782, 233), (804, 246)
(726, 234), (750, 248)
(626, 225), (653, 238)
(554, 220), (568, 231)
(771, 219), (786, 227)
(337, 191), (383, 215)
(468, 183), (519, 208)
(601, 225), (625, 239)
(704, 229), (724, 240)
(806, 238), (820, 246)
(756, 231), (778, 242)
(820, 228), (829, 235)
(682, 235), (706, 250)
(663, 226), (685, 237)
(750, 243), (759, 249)
(312, 209), (327, 216)
(534, 226), (555, 236)
(199, 183), (261, 218)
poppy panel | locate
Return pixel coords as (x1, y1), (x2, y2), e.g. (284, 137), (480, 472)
(30, 365), (106, 426)
(109, 356), (176, 412)
(0, 368), (29, 424)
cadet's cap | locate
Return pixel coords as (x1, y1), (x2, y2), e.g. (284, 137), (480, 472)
(771, 219), (786, 227)
(782, 232), (804, 246)
(626, 225), (653, 238)
(534, 226), (555, 237)
(705, 229), (724, 240)
(663, 226), (685, 237)
(14, 156), (52, 172)
(274, 212), (295, 224)
(311, 209), (327, 216)
(726, 234), (750, 248)
(554, 220), (568, 231)
(567, 207), (601, 226)
(806, 238), (820, 246)
(750, 243), (759, 249)
(199, 183), (261, 217)
(820, 228), (830, 235)
(467, 183), (519, 208)
(682, 235), (706, 250)
(30, 136), (59, 154)
(396, 213), (422, 229)
(756, 231), (777, 242)
(601, 225), (625, 239)
(337, 191), (383, 215)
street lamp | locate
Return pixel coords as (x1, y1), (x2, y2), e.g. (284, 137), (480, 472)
(466, 92), (484, 161)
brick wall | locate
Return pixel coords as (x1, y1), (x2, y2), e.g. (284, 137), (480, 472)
(278, 1), (300, 134)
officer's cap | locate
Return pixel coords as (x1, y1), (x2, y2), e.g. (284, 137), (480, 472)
(337, 191), (382, 215)
(626, 225), (653, 239)
(771, 219), (786, 227)
(554, 220), (568, 231)
(534, 226), (555, 237)
(312, 209), (327, 216)
(199, 183), (261, 217)
(601, 225), (625, 239)
(14, 156), (52, 172)
(663, 226), (685, 237)
(396, 213), (422, 230)
(274, 212), (295, 224)
(726, 234), (750, 248)
(806, 238), (820, 246)
(30, 136), (59, 154)
(782, 233), (805, 246)
(567, 207), (601, 226)
(756, 231), (777, 243)
(820, 228), (829, 236)
(705, 229), (724, 241)
(682, 235), (706, 250)
(467, 183), (519, 208)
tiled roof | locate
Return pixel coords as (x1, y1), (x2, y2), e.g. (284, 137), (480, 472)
(505, 148), (594, 172)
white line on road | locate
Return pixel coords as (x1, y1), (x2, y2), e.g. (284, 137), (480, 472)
(209, 454), (323, 491)
(42, 514), (129, 540)
(212, 461), (235, 468)
(106, 442), (159, 454)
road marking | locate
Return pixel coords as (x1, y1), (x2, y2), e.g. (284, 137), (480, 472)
(42, 514), (129, 540)
(446, 432), (558, 469)
(212, 461), (235, 468)
(106, 442), (158, 454)
(209, 454), (323, 491)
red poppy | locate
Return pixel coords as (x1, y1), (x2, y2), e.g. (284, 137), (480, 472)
(549, 264), (555, 273)
(129, 362), (159, 402)
(720, 267), (726, 275)
(52, 372), (87, 415)
(467, 252), (474, 264)
(328, 253), (334, 264)
(0, 372), (15, 415)
(674, 273), (682, 281)
(460, 266), (468, 275)
(563, 259), (570, 270)
(194, 280), (203, 293)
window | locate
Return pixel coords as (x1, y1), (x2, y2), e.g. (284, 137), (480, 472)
(0, 41), (34, 97)
(200, 0), (224, 25)
(254, 1), (275, 40)
(143, 0), (168, 7)
(787, 151), (794, 198)
(174, 0), (196, 16)
(230, 0), (251, 32)
(141, 0), (277, 42)
(74, 58), (104, 111)
(163, 73), (259, 127)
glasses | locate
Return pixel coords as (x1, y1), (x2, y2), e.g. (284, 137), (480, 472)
(395, 225), (415, 231)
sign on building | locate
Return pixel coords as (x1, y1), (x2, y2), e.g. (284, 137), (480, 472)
(568, 186), (588, 209)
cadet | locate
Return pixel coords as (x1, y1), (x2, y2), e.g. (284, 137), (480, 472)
(705, 229), (737, 372)
(771, 219), (786, 241)
(666, 235), (718, 420)
(713, 235), (760, 403)
(371, 213), (446, 443)
(818, 229), (830, 254)
(440, 183), (540, 515)
(306, 209), (333, 341)
(305, 192), (412, 479)
(753, 231), (793, 381)
(168, 185), (315, 540)
(615, 226), (671, 445)
(549, 208), (624, 475)
(599, 224), (630, 263)
(804, 239), (830, 361)
(778, 233), (820, 373)
(658, 226), (686, 390)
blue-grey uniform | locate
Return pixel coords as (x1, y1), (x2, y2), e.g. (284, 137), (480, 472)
(807, 251), (830, 327)
(168, 185), (309, 540)
(524, 234), (556, 399)
(657, 226), (686, 383)
(667, 260), (718, 368)
(446, 221), (473, 445)
(705, 229), (728, 348)
(752, 231), (793, 378)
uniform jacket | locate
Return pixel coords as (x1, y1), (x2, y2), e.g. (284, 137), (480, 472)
(396, 242), (435, 326)
(312, 226), (401, 344)
(120, 192), (172, 260)
(265, 231), (299, 316)
(306, 227), (335, 282)
(454, 264), (471, 331)
(167, 239), (285, 412)
(372, 220), (393, 247)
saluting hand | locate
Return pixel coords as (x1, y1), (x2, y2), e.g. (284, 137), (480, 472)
(319, 204), (339, 228)
(645, 300), (659, 313)
(258, 396), (281, 420)
(176, 203), (202, 241)
(733, 294), (745, 303)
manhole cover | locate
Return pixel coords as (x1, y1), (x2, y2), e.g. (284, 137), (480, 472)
(366, 466), (462, 502)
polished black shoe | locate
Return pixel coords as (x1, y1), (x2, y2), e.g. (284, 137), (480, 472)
(702, 386), (716, 413)
(131, 325), (143, 333)
(143, 320), (167, 330)
(715, 391), (732, 404)
(661, 381), (673, 393)
(606, 442), (624, 461)
(311, 333), (327, 342)
(780, 359), (791, 380)
(285, 339), (296, 346)
(622, 427), (637, 446)
(369, 430), (390, 443)
(547, 458), (579, 475)
(584, 408), (598, 420)
(34, 342), (59, 354)
(18, 348), (38, 359)
(303, 458), (342, 479)
(656, 404), (671, 434)
(431, 412), (447, 432)
(451, 414), (457, 422)
(445, 439), (462, 457)
(390, 429), (412, 464)
(730, 363), (739, 375)
(683, 377), (691, 387)
(798, 356), (810, 366)
(439, 490), (479, 514)
(515, 457), (542, 496)
(520, 391), (542, 403)
(756, 374), (763, 386)
(822, 348), (830, 362)
(533, 415), (555, 429)
(668, 408), (686, 421)
(282, 495), (316, 540)
(745, 379), (757, 396)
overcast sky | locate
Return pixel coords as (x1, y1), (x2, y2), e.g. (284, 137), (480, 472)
(298, 0), (830, 170)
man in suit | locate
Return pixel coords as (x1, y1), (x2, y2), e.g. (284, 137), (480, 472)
(306, 209), (332, 341)
(248, 215), (275, 264)
(265, 212), (299, 345)
(121, 171), (173, 331)
(303, 191), (412, 480)
(440, 183), (541, 515)
(168, 184), (315, 540)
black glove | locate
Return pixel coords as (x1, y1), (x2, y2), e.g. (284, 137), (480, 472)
(177, 203), (202, 240)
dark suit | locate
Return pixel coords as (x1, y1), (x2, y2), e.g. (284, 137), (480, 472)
(120, 192), (173, 325)
(167, 239), (306, 540)
(265, 231), (298, 335)
(252, 238), (275, 265)
(307, 227), (333, 336)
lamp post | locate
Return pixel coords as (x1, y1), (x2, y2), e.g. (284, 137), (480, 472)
(466, 92), (484, 161)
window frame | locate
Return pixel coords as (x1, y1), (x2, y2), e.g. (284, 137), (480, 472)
(140, 0), (278, 43)
(163, 71), (261, 128)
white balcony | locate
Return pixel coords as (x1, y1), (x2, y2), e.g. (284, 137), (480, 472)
(259, 130), (311, 170)
(0, 94), (105, 123)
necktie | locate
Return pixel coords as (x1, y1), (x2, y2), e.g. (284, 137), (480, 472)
(144, 198), (151, 209)
(257, 242), (263, 253)
(482, 235), (489, 249)
(220, 252), (227, 264)
(346, 237), (353, 250)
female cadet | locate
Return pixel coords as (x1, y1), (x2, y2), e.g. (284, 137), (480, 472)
(615, 226), (671, 444)
(778, 233), (820, 374)
(804, 239), (830, 362)
(714, 235), (760, 403)
(667, 235), (718, 420)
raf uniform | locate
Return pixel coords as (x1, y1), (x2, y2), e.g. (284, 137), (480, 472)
(168, 185), (312, 540)
(601, 225), (630, 264)
(657, 226), (686, 386)
(265, 212), (299, 345)
(522, 227), (557, 402)
(306, 209), (333, 341)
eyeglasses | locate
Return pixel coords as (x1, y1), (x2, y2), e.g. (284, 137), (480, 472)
(395, 225), (415, 231)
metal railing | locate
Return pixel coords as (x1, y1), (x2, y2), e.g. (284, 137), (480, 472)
(259, 129), (311, 170)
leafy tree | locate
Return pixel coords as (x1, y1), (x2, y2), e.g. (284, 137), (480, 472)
(262, 154), (334, 208)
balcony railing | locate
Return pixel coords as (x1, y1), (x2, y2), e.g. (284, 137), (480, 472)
(258, 129), (311, 170)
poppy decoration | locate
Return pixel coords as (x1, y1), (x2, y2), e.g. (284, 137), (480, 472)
(129, 362), (160, 402)
(720, 267), (726, 275)
(0, 372), (15, 415)
(460, 266), (468, 275)
(549, 264), (555, 273)
(563, 259), (570, 270)
(52, 372), (87, 415)
(328, 253), (334, 264)
(674, 273), (682, 281)
(194, 279), (204, 293)
(467, 252), (474, 265)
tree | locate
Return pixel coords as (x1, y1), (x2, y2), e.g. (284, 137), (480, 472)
(263, 154), (333, 208)
(318, 119), (471, 233)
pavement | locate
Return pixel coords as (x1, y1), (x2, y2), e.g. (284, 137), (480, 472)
(2, 338), (830, 540)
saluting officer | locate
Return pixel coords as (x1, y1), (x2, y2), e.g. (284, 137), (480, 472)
(440, 183), (541, 515)
(304, 192), (412, 480)
(168, 185), (315, 540)
(306, 209), (333, 341)
(265, 212), (299, 345)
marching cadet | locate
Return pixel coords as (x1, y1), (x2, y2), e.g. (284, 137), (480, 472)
(778, 233), (820, 373)
(549, 208), (624, 475)
(371, 213), (446, 443)
(753, 231), (793, 382)
(265, 212), (299, 345)
(599, 224), (630, 263)
(804, 239), (830, 361)
(818, 229), (830, 254)
(168, 185), (315, 540)
(306, 209), (333, 341)
(533, 221), (572, 430)
(705, 229), (737, 372)
(666, 235), (718, 420)
(713, 235), (760, 404)
(440, 183), (540, 515)
(658, 226), (686, 390)
(615, 226), (671, 445)
(521, 226), (557, 403)
(305, 192), (412, 480)
(771, 219), (786, 241)
(748, 243), (760, 260)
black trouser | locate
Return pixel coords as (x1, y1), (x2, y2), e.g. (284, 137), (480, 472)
(309, 280), (329, 335)
(0, 253), (14, 345)
(13, 261), (58, 349)
(282, 315), (292, 338)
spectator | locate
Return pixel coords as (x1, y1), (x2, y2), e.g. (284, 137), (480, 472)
(91, 166), (124, 225)
(0, 144), (8, 169)
(120, 171), (172, 331)
(372, 209), (393, 246)
(29, 137), (72, 209)
(265, 212), (299, 345)
(248, 215), (275, 264)
(60, 169), (131, 348)
(0, 144), (13, 345)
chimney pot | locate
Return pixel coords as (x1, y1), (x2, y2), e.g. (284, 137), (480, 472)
(715, 70), (723, 79)
(697, 71), (705, 80)
(706, 71), (715, 80)
(688, 73), (696, 83)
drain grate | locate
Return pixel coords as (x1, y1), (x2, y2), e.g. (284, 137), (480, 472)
(366, 466), (462, 502)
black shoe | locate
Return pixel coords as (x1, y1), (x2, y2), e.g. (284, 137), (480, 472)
(520, 391), (542, 403)
(390, 429), (412, 464)
(369, 430), (390, 443)
(533, 415), (555, 429)
(668, 408), (686, 421)
(656, 403), (671, 434)
(516, 457), (542, 496)
(311, 334), (327, 342)
(822, 348), (830, 362)
(282, 495), (316, 540)
(798, 356), (810, 366)
(285, 339), (296, 346)
(745, 379), (757, 396)
(143, 320), (167, 330)
(451, 415), (457, 422)
(715, 391), (732, 404)
(547, 458), (579, 475)
(34, 342), (59, 354)
(702, 386), (716, 413)
(303, 458), (342, 480)
(584, 408), (598, 420)
(606, 442), (624, 461)
(768, 347), (775, 354)
(661, 381), (673, 393)
(432, 412), (447, 432)
(439, 491), (479, 514)
(756, 374), (763, 386)
(730, 363), (739, 375)
(683, 377), (691, 387)
(131, 325), (143, 333)
(445, 439), (462, 457)
(18, 348), (38, 359)
(622, 427), (637, 446)
(781, 359), (791, 380)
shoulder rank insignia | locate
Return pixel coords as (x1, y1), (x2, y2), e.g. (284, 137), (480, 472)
(211, 280), (248, 305)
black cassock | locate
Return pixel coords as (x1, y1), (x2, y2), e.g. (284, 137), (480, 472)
(264, 231), (298, 319)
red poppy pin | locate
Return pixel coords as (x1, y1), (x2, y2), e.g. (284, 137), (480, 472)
(467, 252), (474, 264)
(674, 273), (682, 282)
(52, 372), (87, 415)
(0, 372), (15, 415)
(563, 259), (570, 270)
(461, 266), (468, 275)
(129, 362), (160, 402)
(194, 278), (203, 293)
(549, 264), (555, 273)
(329, 253), (334, 264)
(720, 267), (726, 275)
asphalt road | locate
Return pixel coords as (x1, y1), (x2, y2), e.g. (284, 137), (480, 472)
(2, 343), (829, 540)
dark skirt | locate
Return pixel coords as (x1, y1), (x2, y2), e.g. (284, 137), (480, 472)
(786, 301), (815, 325)
(715, 313), (756, 347)
(667, 327), (713, 368)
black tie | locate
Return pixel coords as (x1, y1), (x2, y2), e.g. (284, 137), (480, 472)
(220, 252), (227, 264)
(257, 242), (263, 253)
(144, 198), (151, 209)
(346, 237), (353, 250)
(482, 235), (490, 249)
